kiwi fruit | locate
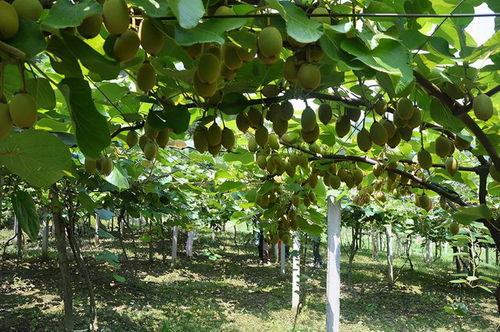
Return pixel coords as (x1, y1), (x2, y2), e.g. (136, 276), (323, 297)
(449, 222), (459, 235)
(285, 161), (296, 177)
(102, 0), (129, 35)
(156, 128), (170, 148)
(248, 135), (258, 152)
(311, 7), (330, 24)
(261, 84), (280, 98)
(301, 124), (319, 143)
(418, 193), (432, 211)
(283, 57), (298, 83)
(370, 121), (388, 146)
(84, 158), (97, 173)
(78, 14), (103, 39)
(345, 107), (361, 122)
(473, 94), (493, 121)
(236, 113), (250, 133)
(247, 108), (263, 128)
(256, 154), (267, 169)
(207, 122), (222, 146)
(435, 135), (452, 157)
(139, 134), (148, 151)
(0, 1), (19, 39)
(221, 127), (235, 150)
(279, 101), (294, 121)
(9, 93), (37, 128)
(386, 131), (401, 147)
(185, 44), (202, 59)
(257, 51), (279, 65)
(100, 156), (114, 176)
(113, 29), (140, 62)
(454, 136), (470, 151)
(143, 140), (158, 160)
(222, 42), (243, 70)
(442, 82), (465, 99)
(398, 127), (413, 141)
(393, 111), (408, 128)
(137, 62), (156, 93)
(266, 103), (279, 122)
(489, 164), (500, 182)
(0, 103), (13, 139)
(445, 156), (458, 176)
(357, 128), (372, 152)
(196, 53), (220, 84)
(353, 167), (363, 186)
(139, 17), (165, 55)
(144, 121), (159, 140)
(318, 103), (332, 125)
(335, 115), (350, 137)
(126, 130), (138, 148)
(380, 119), (396, 139)
(255, 126), (269, 147)
(273, 119), (288, 137)
(373, 163), (384, 177)
(13, 0), (42, 21)
(193, 74), (217, 98)
(407, 108), (422, 128)
(220, 65), (236, 80)
(235, 31), (257, 62)
(193, 126), (209, 153)
(258, 26), (282, 58)
(297, 63), (321, 90)
(417, 149), (432, 169)
(396, 98), (414, 120)
(374, 99), (387, 115)
(214, 5), (235, 16)
(208, 143), (221, 156)
(307, 44), (324, 62)
(268, 133), (280, 150)
(301, 107), (317, 132)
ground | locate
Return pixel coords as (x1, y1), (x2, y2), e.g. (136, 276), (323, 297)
(0, 226), (498, 331)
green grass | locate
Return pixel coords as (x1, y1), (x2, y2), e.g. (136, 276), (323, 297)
(0, 226), (499, 331)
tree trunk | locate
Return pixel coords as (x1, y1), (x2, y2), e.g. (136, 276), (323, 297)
(326, 197), (341, 332)
(291, 232), (300, 310)
(15, 215), (23, 260)
(171, 226), (178, 260)
(186, 230), (194, 258)
(406, 236), (414, 271)
(280, 241), (286, 274)
(53, 209), (74, 331)
(485, 246), (490, 264)
(148, 218), (153, 262)
(371, 230), (378, 259)
(496, 249), (499, 265)
(425, 239), (432, 264)
(386, 224), (393, 284)
(42, 217), (49, 259)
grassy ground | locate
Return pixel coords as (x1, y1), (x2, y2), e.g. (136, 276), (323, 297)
(0, 226), (499, 332)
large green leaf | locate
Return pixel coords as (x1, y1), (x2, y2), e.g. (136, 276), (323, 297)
(127, 0), (170, 17)
(62, 34), (120, 80)
(59, 78), (111, 159)
(105, 164), (130, 190)
(164, 105), (190, 134)
(12, 191), (40, 241)
(6, 19), (46, 59)
(43, 0), (102, 28)
(26, 78), (56, 110)
(453, 205), (492, 224)
(175, 18), (247, 45)
(167, 0), (205, 29)
(0, 130), (73, 187)
(429, 97), (464, 132)
(47, 36), (83, 77)
(266, 0), (323, 43)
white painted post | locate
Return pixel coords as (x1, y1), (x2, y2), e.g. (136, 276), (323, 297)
(425, 239), (431, 264)
(385, 224), (393, 283)
(292, 232), (300, 309)
(326, 197), (341, 332)
(280, 241), (286, 274)
(274, 243), (279, 263)
(42, 217), (49, 256)
(186, 230), (195, 257)
(371, 230), (378, 259)
(13, 215), (18, 245)
(95, 214), (101, 244)
(171, 226), (178, 260)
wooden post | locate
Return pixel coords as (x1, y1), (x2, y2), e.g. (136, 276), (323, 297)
(280, 241), (286, 274)
(14, 215), (22, 260)
(171, 226), (178, 260)
(485, 246), (490, 264)
(274, 243), (279, 263)
(371, 230), (378, 259)
(95, 214), (101, 244)
(385, 224), (393, 284)
(186, 230), (194, 257)
(326, 197), (341, 332)
(292, 232), (300, 309)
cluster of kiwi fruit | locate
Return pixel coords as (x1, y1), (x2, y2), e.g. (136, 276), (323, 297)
(0, 0), (42, 39)
(192, 121), (235, 156)
(84, 155), (114, 176)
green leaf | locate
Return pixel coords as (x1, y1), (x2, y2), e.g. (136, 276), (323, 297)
(266, 0), (322, 43)
(223, 149), (254, 164)
(43, 0), (102, 28)
(219, 181), (245, 192)
(162, 105), (190, 134)
(26, 78), (56, 110)
(78, 192), (97, 212)
(6, 19), (46, 58)
(453, 205), (492, 224)
(167, 0), (205, 29)
(127, 0), (170, 17)
(175, 18), (247, 45)
(429, 36), (456, 58)
(62, 34), (120, 80)
(59, 78), (111, 159)
(105, 163), (130, 190)
(95, 209), (115, 220)
(47, 36), (82, 77)
(0, 130), (73, 187)
(219, 93), (247, 115)
(12, 191), (40, 241)
(113, 273), (127, 283)
(429, 97), (465, 132)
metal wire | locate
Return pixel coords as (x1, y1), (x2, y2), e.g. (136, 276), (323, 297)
(156, 12), (499, 20)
